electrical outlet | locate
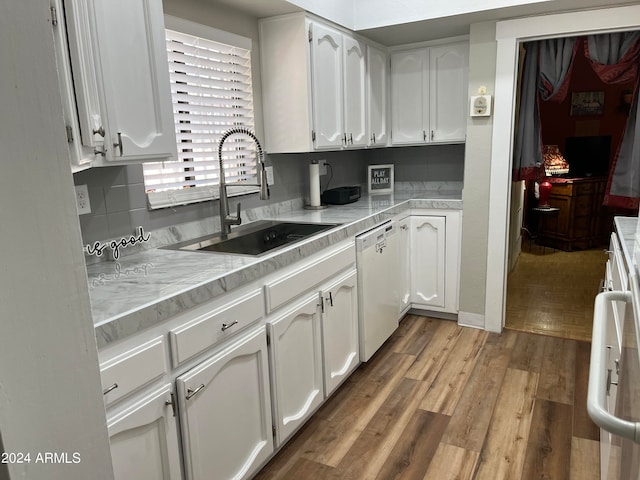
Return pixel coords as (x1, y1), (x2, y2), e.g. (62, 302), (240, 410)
(318, 159), (327, 176)
(75, 184), (92, 215)
(265, 166), (275, 186)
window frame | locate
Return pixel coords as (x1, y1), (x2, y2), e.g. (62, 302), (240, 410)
(144, 15), (258, 210)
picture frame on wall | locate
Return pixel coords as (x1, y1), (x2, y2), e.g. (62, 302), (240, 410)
(367, 164), (394, 195)
(570, 91), (604, 116)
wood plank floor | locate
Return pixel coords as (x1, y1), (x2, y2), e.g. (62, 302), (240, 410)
(505, 246), (607, 342)
(253, 315), (600, 480)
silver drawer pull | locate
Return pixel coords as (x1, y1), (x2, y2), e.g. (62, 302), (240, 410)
(221, 320), (238, 331)
(103, 383), (118, 395)
(186, 384), (206, 400)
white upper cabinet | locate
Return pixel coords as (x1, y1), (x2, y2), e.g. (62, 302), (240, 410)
(390, 48), (429, 144)
(310, 22), (344, 149)
(367, 45), (388, 147)
(62, 0), (177, 165)
(390, 42), (468, 145)
(342, 35), (367, 148)
(260, 14), (373, 153)
(429, 43), (469, 142)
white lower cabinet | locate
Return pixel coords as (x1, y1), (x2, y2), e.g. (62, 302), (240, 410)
(409, 211), (462, 314)
(268, 294), (324, 446)
(176, 325), (273, 480)
(107, 383), (182, 480)
(320, 269), (360, 396)
(411, 216), (446, 309)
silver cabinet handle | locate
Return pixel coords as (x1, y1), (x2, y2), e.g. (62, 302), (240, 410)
(113, 132), (123, 156)
(327, 292), (333, 307)
(431, 130), (434, 141)
(165, 393), (177, 416)
(103, 383), (118, 395)
(343, 133), (347, 145)
(423, 130), (426, 141)
(221, 320), (238, 331)
(349, 133), (353, 144)
(186, 384), (205, 400)
(588, 286), (640, 443)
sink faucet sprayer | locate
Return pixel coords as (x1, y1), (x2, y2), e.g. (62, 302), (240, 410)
(217, 127), (270, 235)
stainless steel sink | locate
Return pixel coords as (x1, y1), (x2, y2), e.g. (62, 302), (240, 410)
(163, 220), (341, 256)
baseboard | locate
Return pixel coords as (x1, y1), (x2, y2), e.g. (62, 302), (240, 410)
(457, 311), (485, 329)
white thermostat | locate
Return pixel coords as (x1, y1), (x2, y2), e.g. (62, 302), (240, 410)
(470, 95), (492, 117)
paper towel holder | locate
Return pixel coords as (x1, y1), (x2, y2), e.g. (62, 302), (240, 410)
(305, 160), (328, 210)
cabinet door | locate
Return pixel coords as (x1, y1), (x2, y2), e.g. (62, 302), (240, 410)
(398, 217), (412, 316)
(321, 269), (359, 396)
(390, 49), (429, 145)
(56, 0), (104, 169)
(411, 216), (446, 308)
(429, 43), (468, 142)
(107, 384), (182, 480)
(343, 36), (367, 148)
(177, 326), (273, 480)
(87, 0), (177, 162)
(367, 45), (388, 147)
(311, 22), (344, 150)
(268, 294), (324, 446)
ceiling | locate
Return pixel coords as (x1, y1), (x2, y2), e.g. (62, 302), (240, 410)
(209, 0), (303, 19)
(207, 0), (639, 45)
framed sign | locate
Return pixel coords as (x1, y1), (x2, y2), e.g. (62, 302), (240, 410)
(368, 164), (394, 194)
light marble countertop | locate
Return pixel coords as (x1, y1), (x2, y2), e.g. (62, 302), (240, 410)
(614, 216), (637, 271)
(87, 187), (462, 348)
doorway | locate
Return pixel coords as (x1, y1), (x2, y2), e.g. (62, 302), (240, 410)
(485, 5), (640, 334)
(504, 33), (636, 341)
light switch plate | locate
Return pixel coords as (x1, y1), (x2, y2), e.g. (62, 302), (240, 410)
(75, 184), (91, 215)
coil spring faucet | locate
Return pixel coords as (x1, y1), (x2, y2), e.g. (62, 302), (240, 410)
(217, 127), (270, 235)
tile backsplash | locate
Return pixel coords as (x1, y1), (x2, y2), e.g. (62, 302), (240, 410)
(73, 145), (464, 245)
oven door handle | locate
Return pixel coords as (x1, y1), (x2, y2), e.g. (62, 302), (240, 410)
(587, 287), (640, 444)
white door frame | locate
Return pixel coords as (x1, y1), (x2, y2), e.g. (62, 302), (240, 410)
(485, 4), (640, 333)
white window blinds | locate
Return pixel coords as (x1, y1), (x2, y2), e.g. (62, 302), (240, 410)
(144, 26), (257, 209)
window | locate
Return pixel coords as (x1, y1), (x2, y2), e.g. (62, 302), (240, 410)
(144, 17), (257, 209)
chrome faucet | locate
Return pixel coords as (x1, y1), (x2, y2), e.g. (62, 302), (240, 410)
(217, 127), (270, 235)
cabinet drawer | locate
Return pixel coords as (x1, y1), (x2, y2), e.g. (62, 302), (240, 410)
(549, 183), (573, 196)
(169, 289), (264, 367)
(574, 181), (597, 195)
(265, 242), (355, 313)
(100, 336), (167, 407)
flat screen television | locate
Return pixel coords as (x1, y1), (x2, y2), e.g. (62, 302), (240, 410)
(563, 135), (611, 177)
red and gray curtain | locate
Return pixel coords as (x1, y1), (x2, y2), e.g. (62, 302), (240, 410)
(513, 32), (640, 209)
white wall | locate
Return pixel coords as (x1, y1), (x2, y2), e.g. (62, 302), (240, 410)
(0, 1), (113, 478)
(457, 21), (497, 329)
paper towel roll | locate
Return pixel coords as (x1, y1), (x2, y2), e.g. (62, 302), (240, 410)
(309, 162), (321, 207)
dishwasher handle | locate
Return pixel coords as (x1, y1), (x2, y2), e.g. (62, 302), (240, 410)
(587, 286), (640, 443)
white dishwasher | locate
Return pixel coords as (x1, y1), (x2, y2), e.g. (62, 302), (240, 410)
(356, 221), (401, 362)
